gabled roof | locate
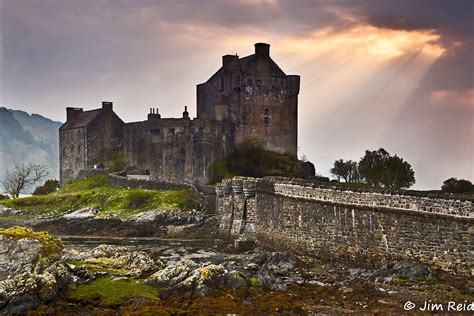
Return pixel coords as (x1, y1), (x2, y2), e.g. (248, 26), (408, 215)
(59, 109), (101, 130)
(238, 54), (286, 77)
(205, 53), (287, 83)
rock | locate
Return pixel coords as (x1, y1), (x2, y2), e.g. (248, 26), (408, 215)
(135, 209), (204, 225)
(174, 263), (227, 296)
(62, 207), (99, 219)
(146, 260), (197, 288)
(390, 260), (430, 279)
(0, 238), (42, 277)
(225, 271), (248, 288)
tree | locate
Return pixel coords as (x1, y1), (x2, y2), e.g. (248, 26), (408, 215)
(358, 148), (415, 189)
(330, 159), (359, 182)
(33, 179), (59, 195)
(1, 163), (49, 198)
(441, 178), (473, 193)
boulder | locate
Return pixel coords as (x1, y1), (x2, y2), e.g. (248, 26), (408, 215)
(390, 260), (431, 279)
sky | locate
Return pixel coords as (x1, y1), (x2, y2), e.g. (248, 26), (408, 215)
(1, 0), (472, 189)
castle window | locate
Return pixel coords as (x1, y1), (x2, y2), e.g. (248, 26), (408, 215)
(264, 108), (270, 125)
(256, 79), (262, 87)
(169, 128), (175, 135)
(220, 78), (224, 91)
(151, 128), (160, 136)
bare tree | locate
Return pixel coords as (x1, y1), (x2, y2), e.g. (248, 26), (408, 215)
(1, 163), (49, 198)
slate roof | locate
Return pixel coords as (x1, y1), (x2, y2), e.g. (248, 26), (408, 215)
(59, 109), (101, 130)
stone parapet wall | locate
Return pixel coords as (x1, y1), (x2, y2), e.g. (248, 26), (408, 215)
(216, 176), (474, 276)
(260, 179), (473, 217)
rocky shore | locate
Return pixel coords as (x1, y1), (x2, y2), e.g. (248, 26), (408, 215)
(0, 226), (472, 315)
(0, 204), (472, 315)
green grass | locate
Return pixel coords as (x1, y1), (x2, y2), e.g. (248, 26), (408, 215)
(0, 226), (63, 260)
(0, 175), (202, 219)
(67, 277), (159, 305)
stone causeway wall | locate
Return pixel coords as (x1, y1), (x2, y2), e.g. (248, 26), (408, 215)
(216, 177), (474, 276)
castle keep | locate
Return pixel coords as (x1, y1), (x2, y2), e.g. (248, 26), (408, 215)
(59, 43), (300, 185)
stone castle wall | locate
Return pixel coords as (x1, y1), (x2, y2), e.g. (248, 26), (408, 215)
(216, 177), (474, 276)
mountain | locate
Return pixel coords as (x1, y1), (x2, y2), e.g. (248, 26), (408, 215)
(0, 107), (62, 193)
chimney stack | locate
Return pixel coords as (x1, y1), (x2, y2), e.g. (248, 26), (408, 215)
(102, 101), (113, 111)
(66, 107), (83, 121)
(222, 54), (239, 68)
(255, 43), (270, 58)
(183, 106), (189, 119)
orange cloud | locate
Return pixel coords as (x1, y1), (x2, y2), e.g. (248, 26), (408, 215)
(430, 89), (474, 107)
(279, 24), (446, 60)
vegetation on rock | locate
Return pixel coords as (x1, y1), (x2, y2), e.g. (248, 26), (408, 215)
(210, 139), (315, 183)
(0, 175), (202, 219)
(0, 226), (63, 260)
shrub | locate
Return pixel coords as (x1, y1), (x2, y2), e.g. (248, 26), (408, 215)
(441, 178), (473, 194)
(33, 179), (59, 195)
(0, 194), (9, 201)
(210, 139), (312, 183)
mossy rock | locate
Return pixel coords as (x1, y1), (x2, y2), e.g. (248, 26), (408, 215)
(67, 277), (160, 305)
(0, 226), (63, 261)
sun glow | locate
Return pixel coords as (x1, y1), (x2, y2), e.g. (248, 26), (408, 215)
(279, 25), (446, 60)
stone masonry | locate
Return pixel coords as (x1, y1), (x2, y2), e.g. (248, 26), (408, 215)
(217, 177), (474, 276)
(59, 43), (299, 185)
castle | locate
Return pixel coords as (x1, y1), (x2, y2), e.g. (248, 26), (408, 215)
(59, 43), (300, 185)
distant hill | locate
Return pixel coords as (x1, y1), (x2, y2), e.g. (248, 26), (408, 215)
(0, 107), (62, 193)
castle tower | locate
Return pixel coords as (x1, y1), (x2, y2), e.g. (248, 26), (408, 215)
(196, 43), (299, 154)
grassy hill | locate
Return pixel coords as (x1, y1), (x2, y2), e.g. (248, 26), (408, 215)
(0, 175), (201, 219)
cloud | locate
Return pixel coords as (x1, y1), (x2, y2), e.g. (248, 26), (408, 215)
(0, 0), (471, 189)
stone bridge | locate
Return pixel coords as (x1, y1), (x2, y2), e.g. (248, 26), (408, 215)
(216, 177), (473, 276)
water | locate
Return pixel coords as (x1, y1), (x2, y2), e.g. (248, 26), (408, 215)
(60, 235), (224, 251)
